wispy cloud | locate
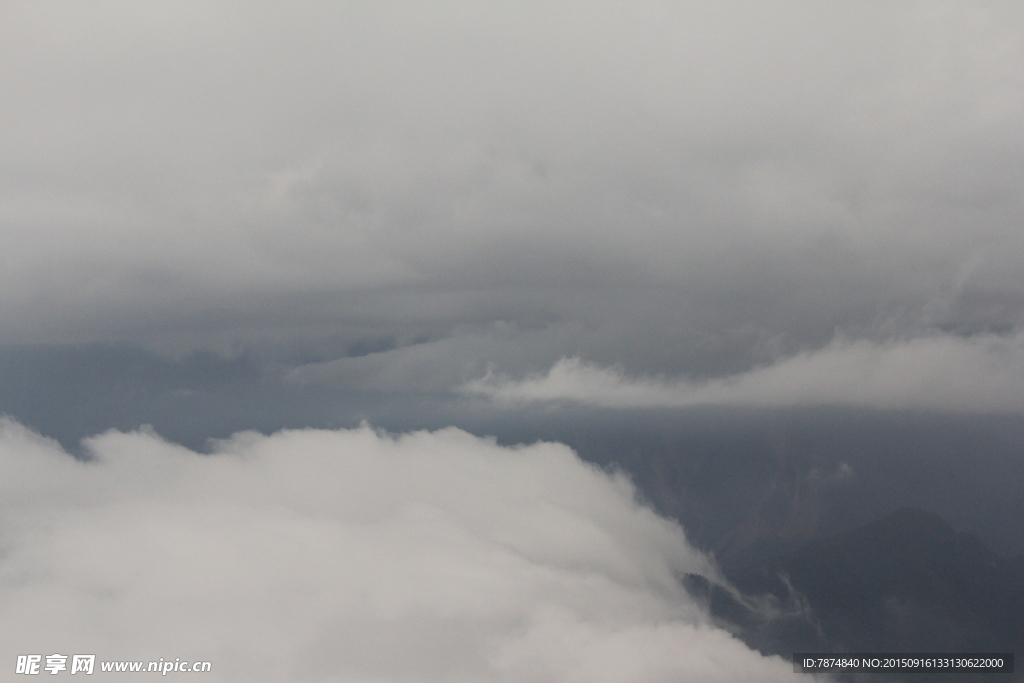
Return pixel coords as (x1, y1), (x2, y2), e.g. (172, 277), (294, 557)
(462, 331), (1024, 413)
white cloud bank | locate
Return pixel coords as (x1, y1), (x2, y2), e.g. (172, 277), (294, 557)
(0, 418), (805, 683)
(461, 332), (1024, 413)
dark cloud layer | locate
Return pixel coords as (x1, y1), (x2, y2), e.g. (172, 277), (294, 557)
(2, 2), (1024, 399)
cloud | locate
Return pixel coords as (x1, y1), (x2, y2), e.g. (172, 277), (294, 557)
(461, 331), (1024, 413)
(0, 418), (805, 682)
(2, 2), (1024, 355)
(282, 321), (582, 395)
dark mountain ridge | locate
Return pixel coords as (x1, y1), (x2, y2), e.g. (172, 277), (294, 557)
(687, 507), (1023, 681)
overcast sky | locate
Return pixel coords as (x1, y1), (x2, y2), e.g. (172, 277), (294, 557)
(3, 1), (1024, 408)
(3, 3), (1024, 680)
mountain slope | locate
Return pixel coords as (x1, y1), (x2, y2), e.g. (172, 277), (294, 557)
(684, 508), (1023, 680)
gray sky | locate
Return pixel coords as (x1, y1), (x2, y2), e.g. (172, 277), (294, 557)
(3, 1), (1024, 411)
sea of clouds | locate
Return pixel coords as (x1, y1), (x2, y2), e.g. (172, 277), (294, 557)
(0, 418), (809, 682)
